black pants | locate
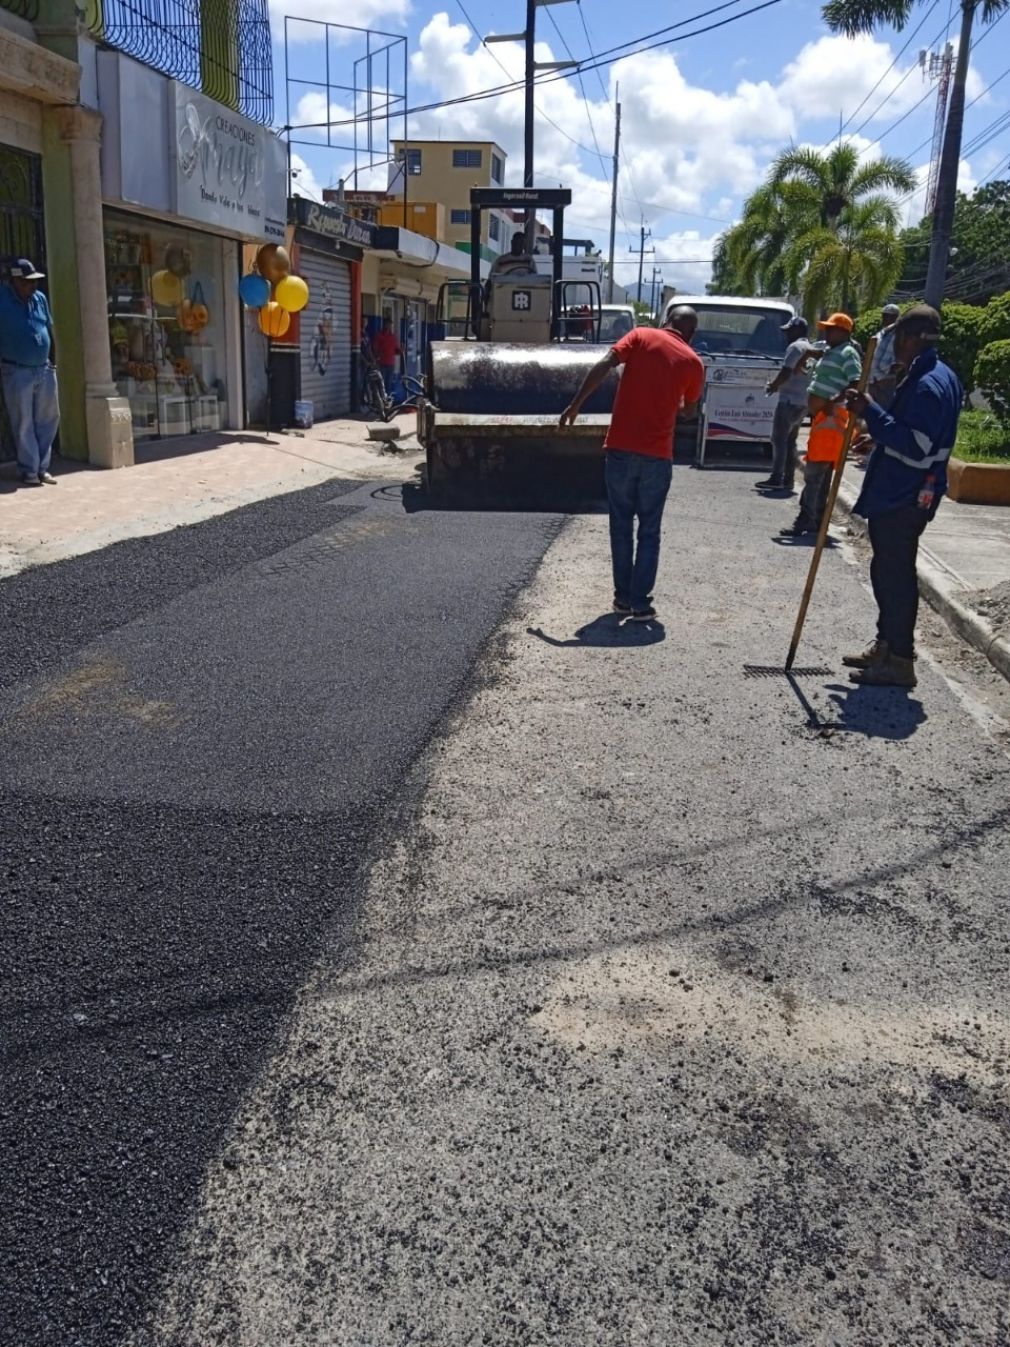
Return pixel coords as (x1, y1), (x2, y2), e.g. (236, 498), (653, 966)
(868, 504), (928, 660)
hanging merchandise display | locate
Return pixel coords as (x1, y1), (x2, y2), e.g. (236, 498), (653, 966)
(275, 274), (310, 314)
(259, 302), (291, 338)
(151, 268), (184, 307)
(239, 273), (271, 309)
(105, 217), (229, 439)
(179, 281), (210, 334)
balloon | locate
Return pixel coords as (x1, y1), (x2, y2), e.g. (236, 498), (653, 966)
(275, 274), (309, 313)
(256, 244), (290, 284)
(151, 269), (183, 307)
(239, 273), (271, 308)
(258, 302), (291, 338)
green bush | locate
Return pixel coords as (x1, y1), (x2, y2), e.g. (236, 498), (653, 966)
(975, 339), (1010, 423)
(938, 301), (985, 389)
(979, 290), (1010, 347)
(954, 408), (1010, 461)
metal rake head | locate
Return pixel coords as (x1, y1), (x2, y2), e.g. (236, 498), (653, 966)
(743, 664), (834, 678)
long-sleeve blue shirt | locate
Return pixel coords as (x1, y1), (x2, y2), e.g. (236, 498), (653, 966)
(853, 346), (962, 521)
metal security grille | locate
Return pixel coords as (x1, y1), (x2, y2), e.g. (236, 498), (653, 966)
(298, 251), (352, 422)
(83, 0), (273, 124)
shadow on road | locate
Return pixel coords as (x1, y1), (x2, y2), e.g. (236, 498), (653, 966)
(527, 613), (666, 648)
(786, 674), (927, 741)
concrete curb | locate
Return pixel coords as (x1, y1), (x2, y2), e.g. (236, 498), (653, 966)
(836, 476), (1010, 685)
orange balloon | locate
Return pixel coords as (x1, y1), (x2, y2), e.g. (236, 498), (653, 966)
(258, 301), (291, 338)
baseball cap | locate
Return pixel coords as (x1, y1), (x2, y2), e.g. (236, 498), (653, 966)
(894, 303), (941, 337)
(781, 315), (808, 334)
(10, 258), (45, 280)
(882, 303), (900, 318)
(817, 312), (854, 333)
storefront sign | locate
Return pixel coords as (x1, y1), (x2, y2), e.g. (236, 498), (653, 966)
(293, 197), (376, 249)
(174, 86), (286, 241)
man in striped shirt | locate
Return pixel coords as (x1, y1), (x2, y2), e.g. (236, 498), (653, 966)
(780, 312), (862, 538)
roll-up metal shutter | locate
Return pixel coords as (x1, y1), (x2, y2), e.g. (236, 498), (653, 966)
(298, 250), (352, 420)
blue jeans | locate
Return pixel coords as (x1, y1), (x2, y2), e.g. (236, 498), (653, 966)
(1, 363), (59, 478)
(380, 364), (397, 395)
(604, 449), (673, 609)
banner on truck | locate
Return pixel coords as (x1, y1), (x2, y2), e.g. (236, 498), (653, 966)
(705, 383), (774, 442)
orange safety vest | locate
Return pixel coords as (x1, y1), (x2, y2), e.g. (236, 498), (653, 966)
(806, 405), (850, 464)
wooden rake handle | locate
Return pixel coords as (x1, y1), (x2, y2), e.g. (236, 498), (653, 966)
(784, 336), (877, 672)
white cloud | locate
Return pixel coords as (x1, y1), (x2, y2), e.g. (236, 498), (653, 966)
(781, 33), (929, 124)
(902, 157), (977, 226)
(289, 152), (324, 202)
(276, 0), (409, 42)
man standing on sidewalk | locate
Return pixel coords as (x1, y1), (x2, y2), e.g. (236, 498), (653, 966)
(0, 259), (59, 487)
(842, 304), (962, 688)
(869, 302), (901, 409)
(371, 317), (401, 395)
(559, 306), (704, 621)
(756, 315), (813, 493)
(780, 312), (861, 538)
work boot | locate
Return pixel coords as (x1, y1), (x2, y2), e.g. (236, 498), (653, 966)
(849, 654), (916, 688)
(842, 638), (888, 669)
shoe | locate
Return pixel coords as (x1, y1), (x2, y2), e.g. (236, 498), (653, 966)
(842, 639), (887, 669)
(629, 605), (657, 622)
(39, 472), (57, 485)
(19, 473), (41, 487)
(779, 522), (814, 537)
(755, 477), (784, 490)
(849, 654), (916, 688)
(613, 596), (632, 614)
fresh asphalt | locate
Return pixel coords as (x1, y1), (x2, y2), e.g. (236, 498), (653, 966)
(4, 466), (1010, 1346)
(0, 477), (563, 1345)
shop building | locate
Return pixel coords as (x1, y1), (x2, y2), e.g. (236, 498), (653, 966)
(97, 54), (286, 444)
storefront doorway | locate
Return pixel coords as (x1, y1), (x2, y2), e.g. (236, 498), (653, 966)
(1, 144), (46, 463)
(104, 210), (236, 441)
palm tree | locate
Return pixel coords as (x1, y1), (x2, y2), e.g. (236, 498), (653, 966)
(823, 0), (1010, 308)
(720, 143), (915, 314)
(783, 197), (907, 314)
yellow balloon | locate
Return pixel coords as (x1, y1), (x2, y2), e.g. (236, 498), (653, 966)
(151, 269), (183, 307)
(258, 302), (291, 338)
(275, 274), (309, 314)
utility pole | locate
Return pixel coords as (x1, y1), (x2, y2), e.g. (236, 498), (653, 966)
(487, 0), (575, 239)
(650, 266), (662, 319)
(607, 88), (621, 303)
(925, 0), (976, 309)
(629, 219), (654, 305)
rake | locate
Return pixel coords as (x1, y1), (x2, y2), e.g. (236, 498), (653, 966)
(745, 335), (877, 680)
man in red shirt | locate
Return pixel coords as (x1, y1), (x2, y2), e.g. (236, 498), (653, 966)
(560, 307), (704, 620)
(372, 317), (401, 394)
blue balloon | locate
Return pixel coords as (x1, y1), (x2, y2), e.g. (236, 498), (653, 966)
(239, 273), (270, 308)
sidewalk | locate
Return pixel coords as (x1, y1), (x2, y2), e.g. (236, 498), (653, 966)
(837, 459), (1010, 684)
(0, 417), (422, 579)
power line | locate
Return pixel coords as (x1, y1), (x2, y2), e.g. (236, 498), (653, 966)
(839, 0), (940, 136)
(313, 0), (786, 133)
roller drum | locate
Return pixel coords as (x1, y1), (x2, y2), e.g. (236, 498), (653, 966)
(428, 342), (618, 415)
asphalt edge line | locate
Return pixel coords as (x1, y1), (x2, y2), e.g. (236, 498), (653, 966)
(836, 475), (1010, 686)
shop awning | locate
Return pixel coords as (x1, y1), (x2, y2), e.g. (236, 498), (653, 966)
(372, 226), (489, 282)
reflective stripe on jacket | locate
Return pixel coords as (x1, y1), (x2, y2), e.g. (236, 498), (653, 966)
(854, 346), (962, 520)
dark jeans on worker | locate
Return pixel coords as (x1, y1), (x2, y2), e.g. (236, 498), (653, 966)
(868, 504), (929, 659)
(770, 401), (806, 486)
(605, 449), (673, 609)
(796, 459), (832, 531)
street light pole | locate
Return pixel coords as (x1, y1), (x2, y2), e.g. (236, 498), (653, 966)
(607, 90), (621, 304)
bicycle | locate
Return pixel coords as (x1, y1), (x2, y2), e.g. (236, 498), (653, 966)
(363, 367), (428, 423)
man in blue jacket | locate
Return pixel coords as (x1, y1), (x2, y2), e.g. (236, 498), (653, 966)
(843, 304), (961, 688)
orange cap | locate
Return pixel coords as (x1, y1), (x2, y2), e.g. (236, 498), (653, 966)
(817, 312), (854, 333)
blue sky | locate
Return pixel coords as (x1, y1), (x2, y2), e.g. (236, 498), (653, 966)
(271, 0), (1010, 291)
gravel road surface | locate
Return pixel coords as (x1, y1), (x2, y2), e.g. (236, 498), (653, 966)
(4, 467), (1010, 1346)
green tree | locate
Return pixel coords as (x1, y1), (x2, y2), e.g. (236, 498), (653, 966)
(723, 143), (915, 314)
(823, 0), (1010, 309)
(899, 181), (1010, 304)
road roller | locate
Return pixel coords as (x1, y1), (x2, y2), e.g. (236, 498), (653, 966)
(418, 187), (620, 500)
